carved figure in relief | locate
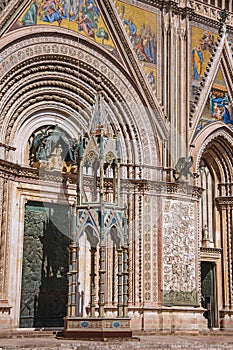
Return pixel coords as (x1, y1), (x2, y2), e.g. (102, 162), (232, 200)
(48, 144), (63, 170)
(29, 126), (79, 170)
(192, 46), (204, 79)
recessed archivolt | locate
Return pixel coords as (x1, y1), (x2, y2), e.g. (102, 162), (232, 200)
(11, 105), (82, 166)
(202, 144), (229, 182)
(2, 94), (131, 167)
(0, 40), (161, 174)
(196, 129), (233, 183)
(1, 29), (164, 136)
(0, 62), (138, 161)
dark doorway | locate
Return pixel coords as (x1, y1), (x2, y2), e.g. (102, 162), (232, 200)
(20, 201), (71, 328)
(201, 261), (217, 328)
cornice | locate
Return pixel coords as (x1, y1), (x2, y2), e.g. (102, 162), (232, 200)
(200, 247), (222, 255)
(189, 0), (233, 32)
(0, 158), (77, 184)
(139, 0), (233, 31)
(0, 158), (201, 198)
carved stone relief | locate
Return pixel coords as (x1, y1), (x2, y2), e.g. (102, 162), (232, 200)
(143, 194), (158, 303)
(162, 199), (198, 305)
(0, 178), (8, 299)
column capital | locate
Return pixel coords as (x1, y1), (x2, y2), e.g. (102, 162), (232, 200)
(216, 197), (233, 210)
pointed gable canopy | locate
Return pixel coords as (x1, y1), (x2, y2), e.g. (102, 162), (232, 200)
(190, 32), (233, 143)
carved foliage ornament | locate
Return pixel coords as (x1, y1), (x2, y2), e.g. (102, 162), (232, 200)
(162, 199), (197, 305)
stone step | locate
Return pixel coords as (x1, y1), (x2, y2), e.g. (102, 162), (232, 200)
(0, 330), (58, 339)
(0, 337), (233, 349)
(1, 332), (233, 349)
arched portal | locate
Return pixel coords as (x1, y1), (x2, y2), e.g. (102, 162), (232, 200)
(193, 126), (233, 328)
(0, 27), (162, 328)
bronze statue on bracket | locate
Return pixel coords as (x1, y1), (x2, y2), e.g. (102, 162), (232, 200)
(173, 155), (196, 181)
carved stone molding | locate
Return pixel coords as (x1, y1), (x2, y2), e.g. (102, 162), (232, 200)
(189, 0), (233, 30)
(200, 247), (222, 255)
(0, 305), (11, 315)
(0, 178), (8, 299)
(0, 27), (168, 139)
(162, 290), (198, 306)
(0, 35), (166, 166)
(200, 247), (222, 262)
(0, 158), (203, 200)
(216, 197), (233, 209)
(196, 130), (233, 172)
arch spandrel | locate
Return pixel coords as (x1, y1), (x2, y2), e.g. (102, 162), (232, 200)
(0, 28), (162, 179)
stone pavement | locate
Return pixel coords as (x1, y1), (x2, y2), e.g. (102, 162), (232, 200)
(0, 333), (233, 350)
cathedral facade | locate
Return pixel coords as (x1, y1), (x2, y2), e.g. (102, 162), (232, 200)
(0, 0), (232, 333)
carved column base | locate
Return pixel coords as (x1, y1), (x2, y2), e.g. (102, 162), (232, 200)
(0, 303), (12, 330)
(220, 309), (233, 330)
(63, 317), (132, 339)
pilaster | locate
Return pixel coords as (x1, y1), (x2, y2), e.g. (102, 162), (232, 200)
(216, 197), (233, 314)
(161, 2), (190, 166)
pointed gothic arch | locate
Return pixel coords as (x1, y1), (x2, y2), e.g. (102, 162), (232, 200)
(192, 126), (233, 328)
(0, 27), (163, 177)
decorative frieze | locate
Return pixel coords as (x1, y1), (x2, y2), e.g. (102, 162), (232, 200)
(200, 247), (222, 261)
(64, 316), (132, 337)
(0, 179), (8, 299)
(189, 0), (233, 26)
(143, 194), (158, 303)
(67, 318), (130, 329)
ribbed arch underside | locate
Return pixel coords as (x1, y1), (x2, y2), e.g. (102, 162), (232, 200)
(199, 135), (233, 184)
(0, 30), (161, 174)
(0, 57), (133, 143)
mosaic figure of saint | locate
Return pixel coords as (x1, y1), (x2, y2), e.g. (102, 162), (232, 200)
(192, 46), (204, 79)
(22, 0), (39, 26)
(209, 92), (233, 125)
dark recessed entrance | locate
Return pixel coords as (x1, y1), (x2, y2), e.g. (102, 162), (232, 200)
(20, 201), (71, 328)
(201, 261), (217, 328)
